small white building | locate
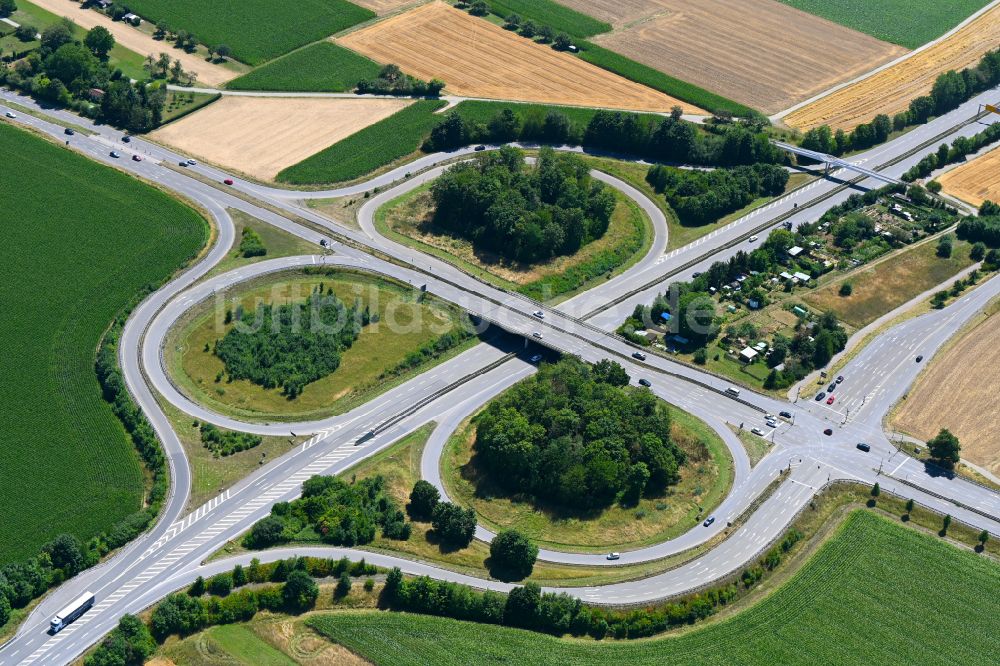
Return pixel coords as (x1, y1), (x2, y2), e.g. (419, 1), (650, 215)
(787, 246), (804, 258)
(122, 12), (141, 24)
(793, 271), (811, 282)
(739, 347), (758, 363)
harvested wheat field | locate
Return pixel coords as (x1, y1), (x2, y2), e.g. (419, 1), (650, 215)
(30, 0), (236, 87)
(938, 147), (1000, 207)
(785, 4), (1000, 131)
(895, 308), (1000, 475)
(352, 0), (421, 13)
(590, 0), (904, 115)
(337, 1), (700, 113)
(151, 96), (411, 180)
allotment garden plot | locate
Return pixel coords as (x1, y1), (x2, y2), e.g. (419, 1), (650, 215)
(589, 0), (905, 114)
(337, 1), (700, 113)
(150, 96), (412, 181)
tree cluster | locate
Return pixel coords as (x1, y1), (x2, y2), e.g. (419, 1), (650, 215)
(214, 290), (368, 397)
(0, 0), (16, 19)
(243, 475), (410, 549)
(474, 357), (685, 510)
(237, 226), (266, 258)
(356, 63), (444, 97)
(423, 107), (783, 169)
(646, 163), (788, 226)
(904, 122), (1000, 182)
(801, 47), (1000, 155)
(380, 323), (473, 379)
(500, 12), (568, 49)
(763, 312), (848, 389)
(430, 146), (616, 264)
(199, 422), (261, 457)
(430, 501), (476, 549)
(927, 429), (961, 469)
(958, 210), (1000, 247)
(84, 614), (155, 666)
(0, 532), (95, 627)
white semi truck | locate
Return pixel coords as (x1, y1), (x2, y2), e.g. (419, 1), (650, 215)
(50, 591), (95, 633)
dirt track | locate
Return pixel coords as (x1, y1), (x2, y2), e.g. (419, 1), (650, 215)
(894, 308), (1000, 476)
(590, 0), (905, 115)
(150, 96), (412, 181)
(337, 1), (701, 113)
(785, 3), (1000, 131)
(29, 0), (236, 87)
(938, 147), (1000, 206)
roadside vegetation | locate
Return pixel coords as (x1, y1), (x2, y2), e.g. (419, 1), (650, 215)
(778, 0), (991, 49)
(226, 41), (382, 92)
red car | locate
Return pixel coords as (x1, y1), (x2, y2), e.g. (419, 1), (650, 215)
(223, 178), (234, 185)
(131, 154), (142, 162)
(826, 395), (835, 405)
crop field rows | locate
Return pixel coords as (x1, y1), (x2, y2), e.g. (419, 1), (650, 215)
(0, 124), (207, 562)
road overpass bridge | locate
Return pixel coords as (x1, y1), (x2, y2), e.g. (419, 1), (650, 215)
(773, 140), (902, 185)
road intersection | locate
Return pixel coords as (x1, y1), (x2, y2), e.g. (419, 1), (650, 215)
(2, 85), (1000, 665)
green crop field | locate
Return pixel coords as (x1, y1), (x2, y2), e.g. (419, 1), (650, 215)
(0, 124), (206, 563)
(309, 511), (1000, 665)
(226, 41), (382, 92)
(277, 99), (446, 185)
(778, 0), (991, 49)
(121, 0), (375, 65)
(484, 0), (611, 38)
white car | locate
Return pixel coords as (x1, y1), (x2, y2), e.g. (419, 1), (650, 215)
(607, 552), (620, 560)
(186, 159), (197, 165)
(751, 427), (765, 436)
(4, 111), (15, 118)
(748, 235), (759, 242)
(533, 310), (544, 319)
(765, 418), (778, 428)
(532, 331), (543, 339)
(529, 354), (543, 363)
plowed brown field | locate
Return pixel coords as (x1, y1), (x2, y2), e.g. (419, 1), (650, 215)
(150, 96), (411, 180)
(590, 0), (905, 115)
(336, 1), (700, 113)
(556, 0), (669, 28)
(938, 147), (1000, 206)
(785, 3), (1000, 131)
(894, 308), (1000, 475)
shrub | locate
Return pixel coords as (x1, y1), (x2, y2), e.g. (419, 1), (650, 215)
(283, 570), (319, 612)
(431, 502), (477, 549)
(489, 529), (538, 581)
(408, 480), (441, 521)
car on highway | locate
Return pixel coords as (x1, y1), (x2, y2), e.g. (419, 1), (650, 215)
(632, 351), (646, 361)
(4, 111), (15, 118)
(779, 410), (792, 419)
(532, 310), (544, 319)
(815, 392), (826, 401)
(916, 355), (923, 362)
(109, 151), (120, 158)
(692, 271), (702, 277)
(474, 144), (486, 151)
(703, 516), (715, 527)
(638, 378), (651, 387)
(186, 159), (197, 165)
(131, 154), (142, 162)
(836, 375), (844, 383)
(751, 427), (765, 436)
(856, 442), (871, 452)
(121, 135), (131, 143)
(529, 354), (543, 363)
(223, 178), (234, 185)
(823, 428), (833, 436)
(748, 235), (758, 242)
(64, 128), (74, 135)
(532, 331), (543, 339)
(826, 395), (835, 405)
(607, 552), (620, 560)
(178, 160), (188, 166)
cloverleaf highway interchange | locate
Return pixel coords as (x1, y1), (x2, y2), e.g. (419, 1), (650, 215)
(1, 0), (999, 664)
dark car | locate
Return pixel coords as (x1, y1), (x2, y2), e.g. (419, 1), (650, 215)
(828, 383), (837, 392)
(223, 178), (234, 185)
(638, 378), (651, 387)
(703, 516), (715, 527)
(779, 410), (792, 419)
(632, 351), (646, 361)
(815, 392), (826, 401)
(121, 135), (131, 143)
(64, 128), (75, 136)
(836, 375), (844, 383)
(692, 271), (702, 277)
(109, 151), (120, 158)
(823, 428), (833, 436)
(916, 355), (923, 362)
(856, 442), (871, 452)
(474, 144), (486, 151)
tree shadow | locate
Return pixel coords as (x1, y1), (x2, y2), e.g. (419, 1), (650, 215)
(922, 460), (956, 480)
(484, 556), (531, 583)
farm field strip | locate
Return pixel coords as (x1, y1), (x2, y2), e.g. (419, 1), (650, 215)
(783, 2), (1000, 131)
(937, 145), (1000, 206)
(337, 1), (701, 114)
(150, 96), (412, 181)
(27, 0), (236, 87)
(589, 0), (906, 114)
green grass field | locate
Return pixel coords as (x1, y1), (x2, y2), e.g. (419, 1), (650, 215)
(0, 123), (207, 563)
(484, 0), (611, 38)
(226, 41), (382, 92)
(778, 0), (991, 49)
(121, 0), (375, 65)
(308, 510), (1000, 664)
(277, 100), (446, 185)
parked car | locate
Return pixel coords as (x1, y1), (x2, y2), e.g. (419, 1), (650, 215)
(823, 428), (833, 436)
(64, 128), (74, 136)
(532, 331), (543, 339)
(607, 552), (620, 560)
(751, 427), (765, 436)
(836, 375), (844, 384)
(109, 151), (120, 158)
(638, 378), (651, 387)
(828, 383), (837, 392)
(703, 516), (716, 527)
(223, 178), (234, 185)
(131, 154), (142, 162)
(815, 392), (826, 401)
(856, 442), (871, 452)
(765, 418), (778, 428)
(532, 310), (544, 319)
(779, 410), (792, 419)
(632, 351), (646, 361)
(827, 395), (835, 405)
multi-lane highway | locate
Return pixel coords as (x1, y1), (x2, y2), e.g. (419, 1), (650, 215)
(1, 82), (999, 665)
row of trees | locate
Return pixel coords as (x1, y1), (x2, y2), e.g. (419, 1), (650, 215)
(904, 122), (1000, 182)
(424, 107), (783, 169)
(474, 357), (685, 510)
(356, 63), (444, 97)
(244, 475), (411, 549)
(801, 46), (1000, 156)
(430, 146), (616, 264)
(646, 163), (789, 226)
(957, 207), (1000, 247)
(214, 290), (368, 397)
(501, 11), (574, 51)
